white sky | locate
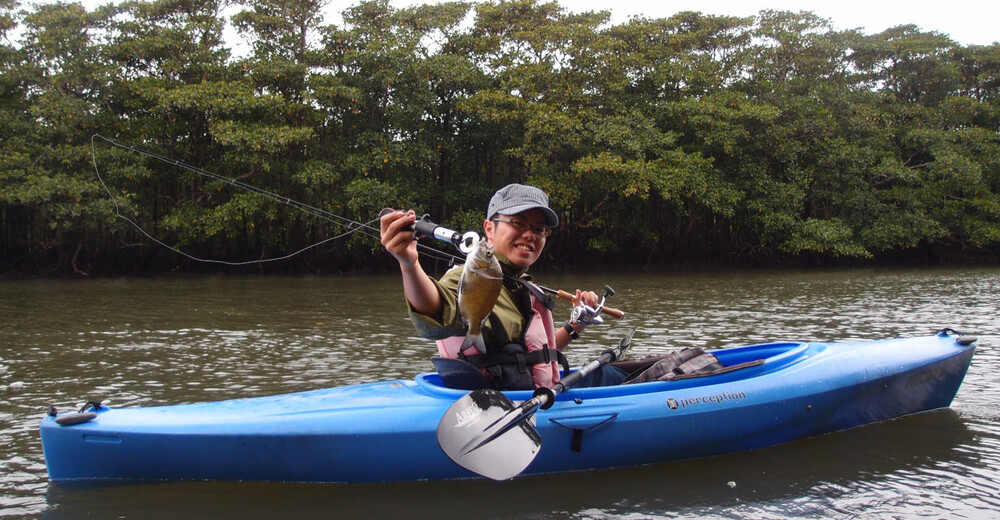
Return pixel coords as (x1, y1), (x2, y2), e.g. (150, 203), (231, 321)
(374, 0), (999, 47)
(52, 0), (999, 47)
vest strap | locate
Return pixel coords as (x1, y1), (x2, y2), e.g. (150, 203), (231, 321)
(504, 275), (554, 311)
(460, 344), (570, 375)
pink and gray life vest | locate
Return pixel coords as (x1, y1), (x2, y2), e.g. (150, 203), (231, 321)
(436, 282), (567, 390)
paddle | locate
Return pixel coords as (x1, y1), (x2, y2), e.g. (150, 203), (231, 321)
(436, 327), (637, 480)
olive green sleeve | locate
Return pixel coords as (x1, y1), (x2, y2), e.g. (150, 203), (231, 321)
(406, 265), (525, 346)
(407, 266), (466, 340)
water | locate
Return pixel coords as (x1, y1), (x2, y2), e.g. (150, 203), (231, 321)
(2, 267), (998, 519)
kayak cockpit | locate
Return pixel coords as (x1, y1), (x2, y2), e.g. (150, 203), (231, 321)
(415, 341), (813, 400)
(712, 341), (809, 366)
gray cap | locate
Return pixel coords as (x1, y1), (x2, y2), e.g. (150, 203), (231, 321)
(486, 183), (559, 228)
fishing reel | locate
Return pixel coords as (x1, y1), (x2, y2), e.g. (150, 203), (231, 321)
(380, 209), (481, 255)
(569, 285), (615, 326)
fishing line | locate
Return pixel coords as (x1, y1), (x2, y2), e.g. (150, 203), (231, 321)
(90, 134), (464, 267)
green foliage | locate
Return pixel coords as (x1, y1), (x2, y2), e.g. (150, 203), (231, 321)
(3, 0), (1000, 276)
(782, 218), (871, 257)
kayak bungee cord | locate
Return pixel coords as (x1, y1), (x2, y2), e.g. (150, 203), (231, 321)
(89, 134), (464, 267)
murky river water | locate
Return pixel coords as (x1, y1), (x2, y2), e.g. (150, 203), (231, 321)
(2, 266), (998, 519)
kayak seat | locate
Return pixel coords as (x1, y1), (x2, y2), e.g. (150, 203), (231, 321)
(617, 348), (763, 384)
(431, 356), (493, 390)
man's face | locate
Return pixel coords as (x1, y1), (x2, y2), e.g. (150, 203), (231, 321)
(483, 208), (549, 269)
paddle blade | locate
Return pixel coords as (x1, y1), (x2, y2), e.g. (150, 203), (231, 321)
(437, 389), (542, 480)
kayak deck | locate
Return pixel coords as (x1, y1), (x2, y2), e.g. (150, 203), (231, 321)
(40, 331), (975, 483)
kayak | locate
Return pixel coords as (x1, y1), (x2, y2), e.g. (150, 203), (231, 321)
(40, 329), (976, 483)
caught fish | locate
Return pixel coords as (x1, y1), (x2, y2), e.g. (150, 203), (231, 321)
(458, 238), (503, 353)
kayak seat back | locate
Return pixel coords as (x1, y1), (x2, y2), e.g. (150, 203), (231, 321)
(430, 356), (493, 390)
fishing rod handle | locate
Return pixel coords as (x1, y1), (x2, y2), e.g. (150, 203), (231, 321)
(379, 208), (462, 244)
(415, 217), (462, 244)
(555, 290), (626, 319)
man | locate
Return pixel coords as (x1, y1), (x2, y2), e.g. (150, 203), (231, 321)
(380, 183), (610, 390)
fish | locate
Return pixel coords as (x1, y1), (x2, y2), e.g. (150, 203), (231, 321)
(458, 238), (503, 354)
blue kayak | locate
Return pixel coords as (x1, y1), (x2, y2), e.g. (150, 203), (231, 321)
(40, 330), (975, 483)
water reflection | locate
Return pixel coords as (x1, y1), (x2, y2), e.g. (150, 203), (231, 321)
(2, 267), (999, 519)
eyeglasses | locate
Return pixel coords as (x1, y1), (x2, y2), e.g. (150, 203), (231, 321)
(492, 217), (552, 238)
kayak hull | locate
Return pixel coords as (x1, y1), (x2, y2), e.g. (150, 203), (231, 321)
(40, 331), (976, 483)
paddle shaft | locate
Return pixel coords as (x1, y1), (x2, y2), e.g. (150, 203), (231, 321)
(531, 346), (623, 410)
(498, 359), (602, 431)
(456, 342), (628, 457)
(442, 327), (637, 478)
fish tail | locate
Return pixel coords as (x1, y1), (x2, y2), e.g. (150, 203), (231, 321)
(461, 332), (487, 354)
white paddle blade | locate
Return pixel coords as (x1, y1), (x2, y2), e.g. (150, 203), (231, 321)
(437, 389), (542, 481)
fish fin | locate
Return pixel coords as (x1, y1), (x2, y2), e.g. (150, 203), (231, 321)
(461, 332), (487, 354)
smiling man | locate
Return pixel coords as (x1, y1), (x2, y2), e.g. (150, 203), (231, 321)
(380, 184), (607, 390)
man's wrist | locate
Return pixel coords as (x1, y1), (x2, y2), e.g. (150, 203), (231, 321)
(562, 321), (581, 340)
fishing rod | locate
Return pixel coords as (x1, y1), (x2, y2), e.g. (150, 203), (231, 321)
(90, 134), (462, 266)
(93, 134), (368, 232)
(92, 134), (625, 317)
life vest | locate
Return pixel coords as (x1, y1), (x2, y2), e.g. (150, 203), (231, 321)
(436, 283), (565, 390)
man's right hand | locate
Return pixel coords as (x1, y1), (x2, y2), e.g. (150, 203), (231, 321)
(379, 209), (420, 269)
(380, 208), (442, 316)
